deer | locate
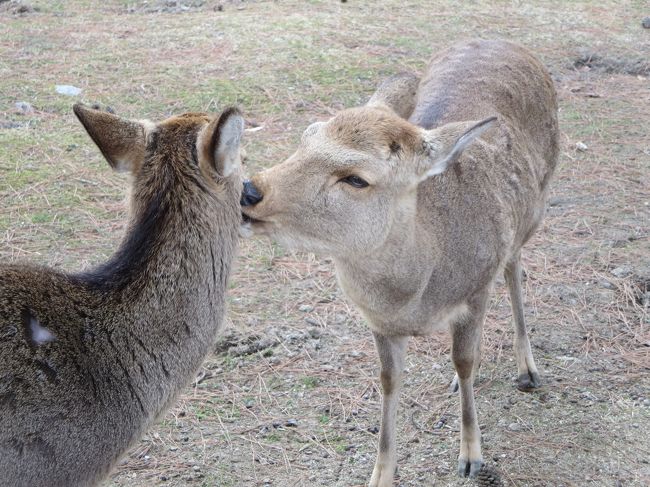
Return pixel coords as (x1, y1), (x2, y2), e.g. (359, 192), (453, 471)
(0, 103), (245, 487)
(240, 39), (559, 485)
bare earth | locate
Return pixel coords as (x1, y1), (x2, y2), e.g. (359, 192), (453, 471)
(0, 1), (648, 486)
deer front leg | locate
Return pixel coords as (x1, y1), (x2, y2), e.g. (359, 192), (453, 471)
(369, 332), (409, 487)
(451, 304), (485, 478)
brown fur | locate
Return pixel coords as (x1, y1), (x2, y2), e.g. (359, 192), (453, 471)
(0, 104), (244, 487)
(241, 39), (559, 486)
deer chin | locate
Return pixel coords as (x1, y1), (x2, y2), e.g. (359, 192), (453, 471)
(240, 211), (269, 238)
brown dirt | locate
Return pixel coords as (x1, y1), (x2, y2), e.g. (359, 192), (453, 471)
(1, 1), (648, 486)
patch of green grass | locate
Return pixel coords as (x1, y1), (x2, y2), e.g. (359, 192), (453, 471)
(193, 405), (212, 421)
(301, 376), (320, 389)
(266, 432), (281, 443)
(30, 212), (53, 224)
(219, 355), (238, 371)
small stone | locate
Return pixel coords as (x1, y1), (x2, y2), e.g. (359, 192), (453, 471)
(599, 280), (615, 290)
(367, 425), (379, 434)
(642, 17), (650, 29)
(169, 446), (178, 451)
(55, 85), (82, 96)
(611, 266), (632, 278)
(548, 197), (567, 207)
(307, 328), (322, 339)
(15, 101), (34, 114)
(507, 422), (523, 432)
(575, 141), (588, 152)
(285, 418), (298, 427)
(556, 355), (580, 362)
(304, 317), (319, 326)
(192, 465), (201, 472)
(286, 332), (304, 342)
(298, 304), (314, 312)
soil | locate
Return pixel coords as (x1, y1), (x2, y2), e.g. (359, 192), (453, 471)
(1, 1), (648, 486)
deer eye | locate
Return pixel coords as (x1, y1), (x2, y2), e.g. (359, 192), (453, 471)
(340, 175), (369, 188)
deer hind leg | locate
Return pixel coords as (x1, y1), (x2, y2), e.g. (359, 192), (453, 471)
(451, 298), (486, 478)
(369, 332), (409, 487)
(504, 250), (541, 391)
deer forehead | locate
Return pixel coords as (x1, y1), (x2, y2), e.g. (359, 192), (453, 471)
(294, 134), (393, 181)
(157, 113), (212, 135)
(323, 107), (422, 154)
(294, 118), (421, 178)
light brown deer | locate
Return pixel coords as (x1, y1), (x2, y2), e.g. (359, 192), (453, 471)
(241, 39), (559, 485)
(0, 104), (245, 487)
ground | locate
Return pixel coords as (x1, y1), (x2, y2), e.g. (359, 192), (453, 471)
(1, 1), (649, 486)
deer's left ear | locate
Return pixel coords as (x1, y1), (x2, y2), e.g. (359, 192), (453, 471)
(73, 103), (147, 173)
(417, 116), (497, 181)
(200, 107), (245, 177)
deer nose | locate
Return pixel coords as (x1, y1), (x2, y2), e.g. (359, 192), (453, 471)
(240, 180), (263, 207)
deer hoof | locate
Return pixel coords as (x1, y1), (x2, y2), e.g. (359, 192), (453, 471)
(449, 373), (459, 393)
(516, 371), (541, 391)
(457, 458), (483, 478)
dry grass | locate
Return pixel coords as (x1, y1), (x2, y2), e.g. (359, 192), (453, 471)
(1, 0), (649, 486)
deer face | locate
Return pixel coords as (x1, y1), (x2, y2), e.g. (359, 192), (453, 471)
(241, 106), (495, 257)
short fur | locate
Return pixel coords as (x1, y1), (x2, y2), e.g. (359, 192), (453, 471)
(241, 39), (559, 486)
(0, 105), (244, 487)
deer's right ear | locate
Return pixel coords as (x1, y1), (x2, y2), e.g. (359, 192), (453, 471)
(417, 117), (497, 182)
(201, 107), (244, 177)
(73, 103), (146, 173)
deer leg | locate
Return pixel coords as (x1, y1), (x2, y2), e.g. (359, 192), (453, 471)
(504, 251), (541, 391)
(452, 302), (485, 478)
(369, 332), (409, 487)
(448, 337), (482, 393)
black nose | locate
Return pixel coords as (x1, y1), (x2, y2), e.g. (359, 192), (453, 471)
(240, 180), (263, 207)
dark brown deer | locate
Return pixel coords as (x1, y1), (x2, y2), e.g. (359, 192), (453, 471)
(0, 104), (245, 487)
(241, 39), (559, 485)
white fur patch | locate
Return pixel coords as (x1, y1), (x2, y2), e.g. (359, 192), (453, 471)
(29, 317), (56, 345)
(239, 222), (254, 238)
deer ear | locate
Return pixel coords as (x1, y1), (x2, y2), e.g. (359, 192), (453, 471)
(301, 121), (326, 143)
(201, 107), (244, 177)
(418, 117), (497, 181)
(73, 103), (146, 173)
(366, 71), (420, 119)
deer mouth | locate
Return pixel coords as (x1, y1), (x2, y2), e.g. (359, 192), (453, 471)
(241, 211), (263, 225)
(240, 211), (268, 238)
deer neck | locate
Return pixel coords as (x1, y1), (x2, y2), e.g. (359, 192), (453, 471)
(81, 180), (238, 341)
(333, 197), (437, 317)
